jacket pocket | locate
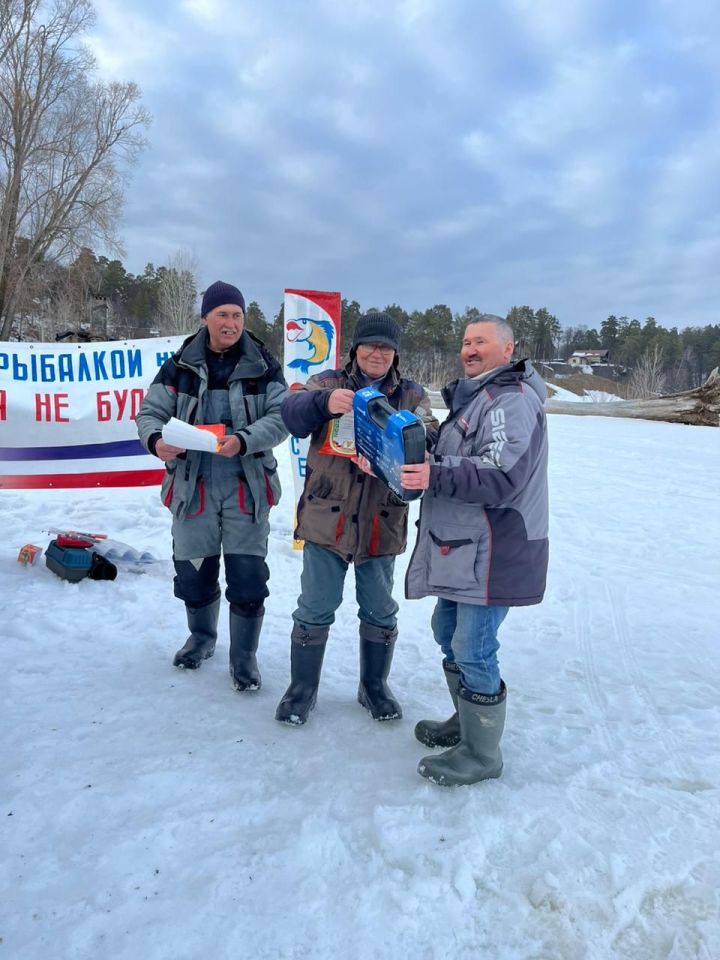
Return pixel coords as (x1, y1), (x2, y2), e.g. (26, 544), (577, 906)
(369, 501), (408, 556)
(298, 496), (346, 547)
(161, 463), (177, 510)
(238, 478), (253, 514)
(185, 478), (206, 519)
(306, 473), (344, 502)
(263, 465), (281, 507)
(161, 474), (175, 509)
(427, 526), (482, 591)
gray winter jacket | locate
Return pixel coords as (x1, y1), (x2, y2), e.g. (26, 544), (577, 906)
(136, 328), (288, 521)
(405, 360), (549, 606)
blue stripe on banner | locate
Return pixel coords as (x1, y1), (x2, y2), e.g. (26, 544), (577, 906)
(0, 439), (147, 462)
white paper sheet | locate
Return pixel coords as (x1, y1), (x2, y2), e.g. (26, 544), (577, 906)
(161, 418), (220, 453)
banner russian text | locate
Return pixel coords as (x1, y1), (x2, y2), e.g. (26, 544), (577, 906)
(0, 336), (184, 488)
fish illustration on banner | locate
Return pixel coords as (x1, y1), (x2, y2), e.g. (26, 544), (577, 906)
(283, 288), (341, 546)
(285, 316), (335, 375)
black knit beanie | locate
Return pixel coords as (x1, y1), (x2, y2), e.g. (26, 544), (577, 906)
(201, 281), (245, 317)
(352, 312), (400, 352)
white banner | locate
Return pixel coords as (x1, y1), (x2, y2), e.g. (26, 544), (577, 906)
(283, 289), (341, 542)
(0, 336), (185, 488)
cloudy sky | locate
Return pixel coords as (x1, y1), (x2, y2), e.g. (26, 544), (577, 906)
(87, 0), (720, 329)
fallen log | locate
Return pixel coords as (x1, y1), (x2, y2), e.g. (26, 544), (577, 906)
(428, 369), (720, 426)
(545, 368), (720, 427)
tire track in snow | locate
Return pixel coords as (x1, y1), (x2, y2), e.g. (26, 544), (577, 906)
(569, 580), (693, 830)
(574, 579), (616, 756)
(596, 560), (716, 595)
(605, 581), (688, 782)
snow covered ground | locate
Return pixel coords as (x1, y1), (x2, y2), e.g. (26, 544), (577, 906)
(2, 413), (719, 960)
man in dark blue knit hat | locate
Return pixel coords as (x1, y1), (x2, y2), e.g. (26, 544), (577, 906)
(137, 281), (288, 694)
(275, 312), (440, 727)
(200, 280), (246, 318)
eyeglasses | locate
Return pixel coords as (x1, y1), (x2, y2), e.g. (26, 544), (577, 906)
(358, 342), (394, 355)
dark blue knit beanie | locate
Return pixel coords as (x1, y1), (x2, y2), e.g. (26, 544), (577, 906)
(201, 281), (245, 317)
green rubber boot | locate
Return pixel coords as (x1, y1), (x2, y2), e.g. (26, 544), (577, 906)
(418, 682), (506, 787)
(414, 659), (461, 748)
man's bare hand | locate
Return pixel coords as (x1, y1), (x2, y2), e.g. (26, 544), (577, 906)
(327, 389), (355, 415)
(216, 435), (242, 458)
(155, 439), (185, 462)
(351, 454), (377, 477)
(401, 459), (431, 490)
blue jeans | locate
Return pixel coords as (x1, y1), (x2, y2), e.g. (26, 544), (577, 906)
(431, 598), (509, 695)
(293, 542), (399, 629)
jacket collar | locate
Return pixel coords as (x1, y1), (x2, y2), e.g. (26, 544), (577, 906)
(442, 358), (546, 414)
(177, 327), (267, 379)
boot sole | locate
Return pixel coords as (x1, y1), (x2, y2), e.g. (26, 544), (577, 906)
(418, 762), (503, 787)
(232, 679), (261, 692)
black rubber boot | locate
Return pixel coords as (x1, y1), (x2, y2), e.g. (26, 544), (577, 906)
(417, 682), (507, 787)
(275, 624), (329, 725)
(414, 658), (461, 747)
(173, 599), (220, 669)
(229, 609), (263, 692)
(357, 622), (402, 721)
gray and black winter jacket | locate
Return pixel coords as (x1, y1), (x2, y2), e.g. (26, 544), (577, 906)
(136, 328), (288, 521)
(405, 360), (549, 607)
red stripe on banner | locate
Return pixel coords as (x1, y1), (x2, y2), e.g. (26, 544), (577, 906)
(0, 470), (164, 490)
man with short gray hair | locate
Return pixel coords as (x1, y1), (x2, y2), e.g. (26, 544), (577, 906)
(401, 315), (549, 786)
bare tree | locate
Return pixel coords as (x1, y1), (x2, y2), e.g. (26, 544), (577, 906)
(627, 343), (667, 399)
(0, 0), (150, 339)
(1, 2), (31, 67)
(157, 250), (198, 335)
(403, 349), (460, 390)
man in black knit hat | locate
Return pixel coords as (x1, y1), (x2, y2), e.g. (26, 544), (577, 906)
(137, 281), (288, 692)
(275, 312), (439, 726)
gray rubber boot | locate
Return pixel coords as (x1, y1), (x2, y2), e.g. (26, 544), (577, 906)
(357, 622), (402, 721)
(414, 658), (461, 747)
(229, 610), (263, 692)
(275, 624), (329, 725)
(417, 682), (507, 786)
(173, 599), (220, 669)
